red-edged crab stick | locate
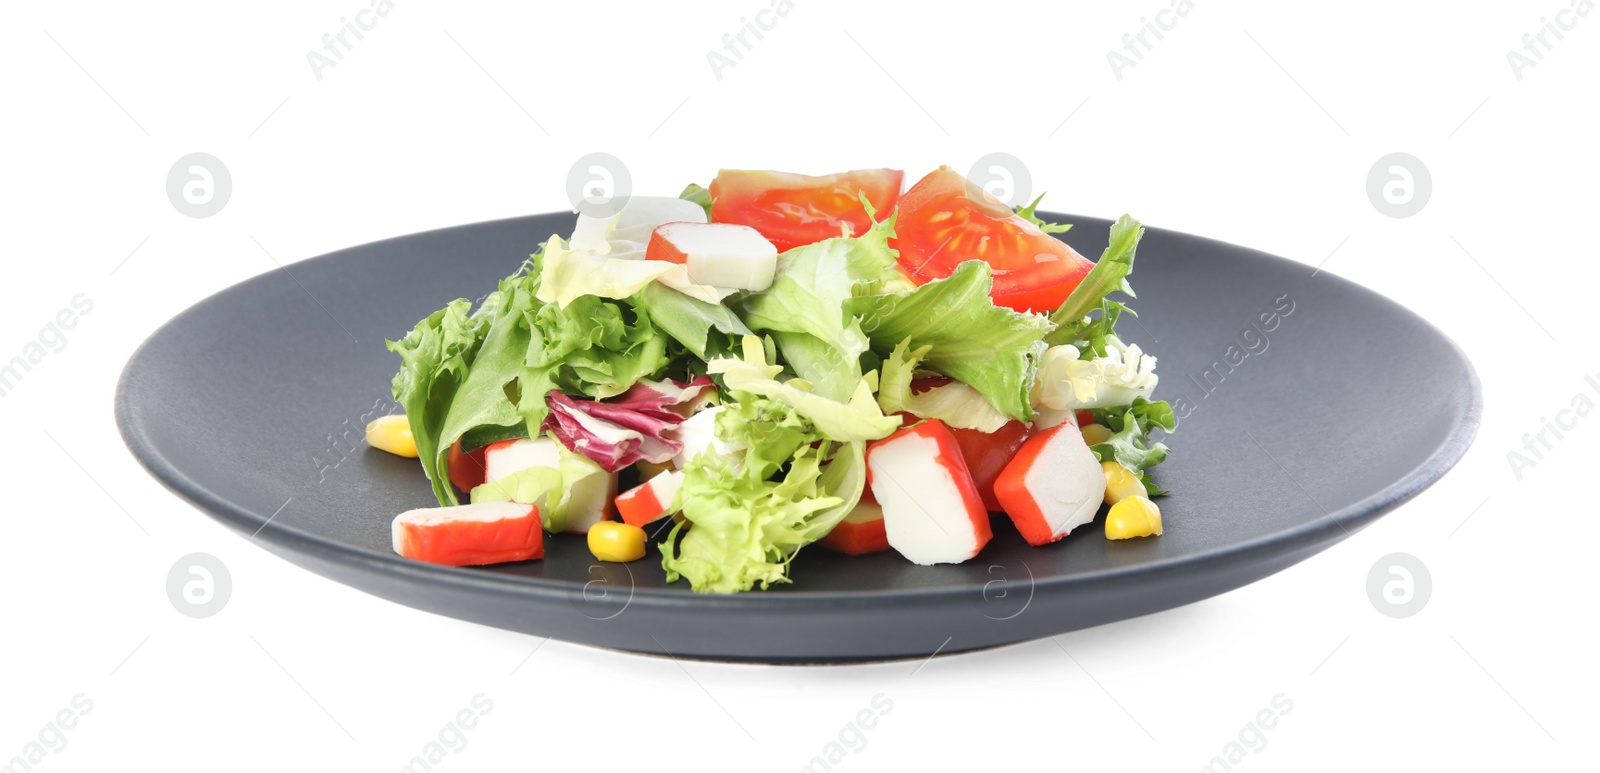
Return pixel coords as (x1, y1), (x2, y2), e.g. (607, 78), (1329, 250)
(615, 470), (684, 528)
(866, 420), (992, 565)
(993, 423), (1107, 545)
(391, 501), (543, 566)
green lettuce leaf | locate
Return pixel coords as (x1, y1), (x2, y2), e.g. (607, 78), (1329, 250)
(710, 391), (815, 482)
(767, 330), (864, 405)
(469, 466), (564, 532)
(537, 234), (731, 308)
(431, 273), (541, 503)
(877, 339), (1011, 432)
(679, 183), (713, 219)
(707, 336), (901, 443)
(1015, 194), (1074, 234)
(540, 294), (671, 400)
(390, 251), (671, 506)
(1087, 397), (1176, 496)
(737, 209), (908, 401)
(386, 299), (495, 505)
(630, 281), (750, 361)
(467, 444), (610, 532)
(1046, 215), (1144, 346)
(848, 260), (1053, 422)
(537, 235), (670, 307)
(661, 435), (865, 594)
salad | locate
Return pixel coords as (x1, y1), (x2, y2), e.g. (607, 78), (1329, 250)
(367, 166), (1175, 593)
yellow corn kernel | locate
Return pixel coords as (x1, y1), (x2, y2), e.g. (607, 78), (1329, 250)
(1105, 496), (1163, 539)
(1080, 423), (1113, 446)
(366, 414), (418, 458)
(1102, 460), (1145, 505)
(587, 521), (647, 563)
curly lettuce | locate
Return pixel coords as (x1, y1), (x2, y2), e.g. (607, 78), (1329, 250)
(386, 299), (496, 506)
(1046, 214), (1144, 347)
(1087, 397), (1176, 496)
(661, 412), (866, 593)
(848, 260), (1053, 422)
(707, 336), (900, 443)
(877, 339), (1010, 432)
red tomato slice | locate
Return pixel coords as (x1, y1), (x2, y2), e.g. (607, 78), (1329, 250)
(708, 168), (903, 252)
(447, 440), (488, 494)
(908, 377), (1031, 512)
(949, 422), (1031, 512)
(892, 166), (1094, 313)
(819, 501), (889, 556)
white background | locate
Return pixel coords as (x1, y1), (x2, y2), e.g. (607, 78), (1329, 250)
(2, 0), (1596, 770)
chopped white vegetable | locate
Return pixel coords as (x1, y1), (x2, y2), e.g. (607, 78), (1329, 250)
(1032, 336), (1159, 412)
(654, 222), (778, 291)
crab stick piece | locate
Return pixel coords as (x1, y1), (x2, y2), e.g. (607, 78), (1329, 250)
(866, 420), (992, 565)
(646, 222), (778, 291)
(993, 423), (1107, 546)
(819, 495), (889, 556)
(484, 438), (616, 534)
(615, 470), (684, 527)
(392, 501), (543, 566)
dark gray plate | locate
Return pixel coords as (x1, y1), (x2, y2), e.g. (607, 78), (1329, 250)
(115, 212), (1480, 663)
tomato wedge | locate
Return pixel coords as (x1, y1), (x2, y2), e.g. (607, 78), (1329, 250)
(447, 439), (489, 494)
(910, 376), (1030, 511)
(708, 168), (903, 252)
(891, 166), (1094, 313)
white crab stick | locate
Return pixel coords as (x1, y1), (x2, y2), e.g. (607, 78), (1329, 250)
(391, 501), (543, 566)
(993, 423), (1106, 545)
(650, 222), (778, 291)
(570, 196), (708, 253)
(615, 470), (684, 527)
(866, 420), (992, 565)
(483, 437), (616, 534)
